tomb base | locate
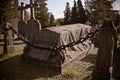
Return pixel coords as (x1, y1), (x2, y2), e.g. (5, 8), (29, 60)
(22, 44), (93, 74)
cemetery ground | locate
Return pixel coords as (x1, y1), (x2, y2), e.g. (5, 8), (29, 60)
(0, 34), (119, 80)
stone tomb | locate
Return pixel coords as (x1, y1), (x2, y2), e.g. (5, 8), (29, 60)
(22, 24), (93, 73)
(18, 0), (93, 73)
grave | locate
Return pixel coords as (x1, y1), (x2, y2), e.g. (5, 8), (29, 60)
(19, 0), (93, 73)
(22, 24), (93, 73)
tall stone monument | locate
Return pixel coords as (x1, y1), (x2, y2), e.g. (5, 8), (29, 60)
(92, 20), (116, 80)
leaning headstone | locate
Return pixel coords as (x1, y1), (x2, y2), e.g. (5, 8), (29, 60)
(3, 23), (15, 53)
(92, 20), (116, 80)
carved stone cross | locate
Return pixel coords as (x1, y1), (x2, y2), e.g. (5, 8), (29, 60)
(18, 0), (36, 20)
(18, 2), (25, 21)
(18, 0), (41, 41)
(29, 0), (35, 20)
(18, 2), (28, 37)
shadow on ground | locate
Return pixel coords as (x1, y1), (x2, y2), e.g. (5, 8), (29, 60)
(81, 53), (97, 65)
(0, 55), (57, 80)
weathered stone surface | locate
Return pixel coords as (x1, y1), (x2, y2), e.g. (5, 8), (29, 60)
(19, 0), (92, 74)
(22, 24), (93, 73)
(18, 2), (27, 37)
(18, 21), (27, 37)
(26, 19), (41, 41)
(3, 23), (14, 53)
(92, 20), (116, 80)
(18, 0), (41, 39)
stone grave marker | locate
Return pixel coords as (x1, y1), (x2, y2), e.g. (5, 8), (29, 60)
(26, 0), (41, 41)
(18, 0), (41, 41)
(18, 2), (27, 37)
(92, 20), (116, 80)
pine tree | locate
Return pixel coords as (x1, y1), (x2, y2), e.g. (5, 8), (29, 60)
(63, 2), (71, 25)
(77, 0), (87, 24)
(71, 0), (78, 24)
(0, 0), (20, 27)
(35, 0), (49, 28)
(86, 0), (116, 24)
(49, 14), (55, 27)
(56, 18), (64, 25)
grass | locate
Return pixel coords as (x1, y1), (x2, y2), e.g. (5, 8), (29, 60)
(64, 69), (79, 78)
(0, 55), (50, 80)
(0, 44), (55, 80)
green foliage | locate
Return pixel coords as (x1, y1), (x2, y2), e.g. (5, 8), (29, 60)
(49, 13), (55, 27)
(71, 0), (78, 24)
(0, 0), (20, 27)
(85, 0), (116, 25)
(56, 18), (64, 25)
(63, 2), (71, 25)
(35, 0), (49, 28)
(62, 69), (79, 80)
(77, 0), (87, 24)
(63, 0), (87, 25)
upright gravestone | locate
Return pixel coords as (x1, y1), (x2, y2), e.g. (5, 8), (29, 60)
(92, 20), (116, 80)
(18, 2), (27, 37)
(18, 0), (41, 41)
(27, 0), (41, 42)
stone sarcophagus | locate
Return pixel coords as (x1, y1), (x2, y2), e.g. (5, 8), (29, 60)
(22, 23), (93, 73)
(18, 0), (93, 73)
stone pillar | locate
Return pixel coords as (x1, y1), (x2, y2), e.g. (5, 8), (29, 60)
(92, 20), (116, 80)
(3, 23), (14, 53)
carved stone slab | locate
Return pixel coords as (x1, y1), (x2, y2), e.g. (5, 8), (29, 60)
(27, 19), (41, 41)
(18, 0), (41, 39)
(18, 20), (27, 37)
